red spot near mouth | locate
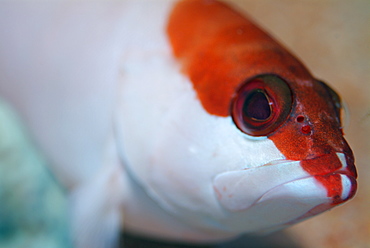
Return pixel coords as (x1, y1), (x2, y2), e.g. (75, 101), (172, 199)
(314, 174), (357, 205)
(316, 174), (342, 204)
(300, 154), (357, 204)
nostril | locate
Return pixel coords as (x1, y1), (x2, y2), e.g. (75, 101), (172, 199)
(296, 115), (312, 134)
(296, 115), (305, 123)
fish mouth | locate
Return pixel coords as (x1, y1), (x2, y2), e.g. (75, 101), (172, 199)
(300, 152), (357, 204)
(300, 151), (357, 177)
(212, 152), (357, 232)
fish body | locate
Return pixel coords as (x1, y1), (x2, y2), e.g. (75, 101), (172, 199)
(0, 0), (357, 247)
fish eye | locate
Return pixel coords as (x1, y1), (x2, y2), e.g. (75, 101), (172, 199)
(243, 89), (272, 121)
(231, 75), (292, 136)
(317, 80), (344, 126)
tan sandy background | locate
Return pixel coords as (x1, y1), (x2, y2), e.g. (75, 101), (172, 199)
(228, 1), (370, 247)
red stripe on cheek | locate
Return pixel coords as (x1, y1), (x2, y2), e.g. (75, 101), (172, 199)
(315, 174), (342, 204)
(302, 155), (345, 204)
(167, 0), (312, 117)
(301, 154), (342, 176)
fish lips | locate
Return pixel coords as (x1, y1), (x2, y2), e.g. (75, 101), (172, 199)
(212, 153), (357, 231)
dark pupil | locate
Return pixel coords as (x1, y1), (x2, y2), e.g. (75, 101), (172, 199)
(243, 90), (271, 121)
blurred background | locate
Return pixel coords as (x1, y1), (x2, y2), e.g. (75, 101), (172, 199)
(0, 1), (369, 248)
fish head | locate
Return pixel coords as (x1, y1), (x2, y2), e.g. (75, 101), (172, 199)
(212, 74), (357, 232)
(117, 0), (357, 237)
(139, 73), (357, 235)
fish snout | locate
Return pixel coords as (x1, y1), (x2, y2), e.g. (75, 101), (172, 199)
(301, 152), (357, 205)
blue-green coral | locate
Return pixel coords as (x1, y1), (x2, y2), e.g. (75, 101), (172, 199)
(0, 100), (72, 248)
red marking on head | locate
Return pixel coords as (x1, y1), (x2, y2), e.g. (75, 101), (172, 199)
(319, 174), (342, 204)
(167, 0), (311, 116)
(269, 83), (358, 203)
(268, 81), (357, 176)
(167, 0), (357, 204)
(269, 89), (357, 202)
(301, 155), (341, 176)
(316, 174), (356, 205)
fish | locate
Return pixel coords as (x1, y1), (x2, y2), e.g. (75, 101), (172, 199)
(0, 0), (357, 247)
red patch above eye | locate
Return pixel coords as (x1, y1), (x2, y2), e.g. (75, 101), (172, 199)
(167, 0), (312, 117)
(231, 75), (292, 136)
